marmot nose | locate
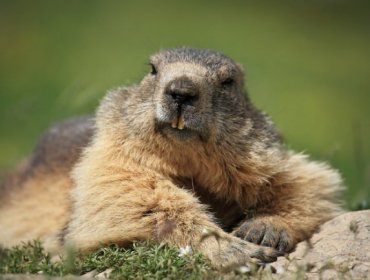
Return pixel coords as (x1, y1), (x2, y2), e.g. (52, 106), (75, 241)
(169, 91), (197, 106)
(165, 77), (199, 106)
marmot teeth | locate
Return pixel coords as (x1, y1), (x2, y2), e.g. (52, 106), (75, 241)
(177, 116), (185, 130)
(171, 118), (178, 128)
(171, 116), (185, 130)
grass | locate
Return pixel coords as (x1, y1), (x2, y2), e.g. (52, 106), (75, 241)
(0, 240), (282, 279)
(0, 240), (358, 279)
(0, 241), (216, 279)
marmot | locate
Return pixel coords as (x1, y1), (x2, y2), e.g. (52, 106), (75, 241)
(0, 47), (343, 268)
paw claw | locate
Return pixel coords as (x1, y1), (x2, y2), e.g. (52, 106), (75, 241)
(246, 224), (266, 244)
(250, 247), (279, 263)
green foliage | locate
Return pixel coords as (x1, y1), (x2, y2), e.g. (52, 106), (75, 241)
(0, 241), (214, 279)
(0, 240), (65, 275)
(0, 1), (369, 207)
(100, 242), (212, 279)
(0, 240), (357, 279)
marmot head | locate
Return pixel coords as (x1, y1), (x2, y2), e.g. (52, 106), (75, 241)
(139, 47), (249, 142)
(98, 47), (278, 147)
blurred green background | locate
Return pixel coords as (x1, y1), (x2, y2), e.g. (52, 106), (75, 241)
(0, 0), (369, 209)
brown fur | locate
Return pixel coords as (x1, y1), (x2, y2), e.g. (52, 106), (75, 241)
(0, 47), (343, 268)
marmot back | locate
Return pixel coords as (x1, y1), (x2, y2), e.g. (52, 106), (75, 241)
(0, 47), (343, 269)
(0, 116), (93, 200)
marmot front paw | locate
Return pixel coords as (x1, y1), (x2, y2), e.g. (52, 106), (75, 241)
(198, 232), (280, 269)
(233, 218), (296, 253)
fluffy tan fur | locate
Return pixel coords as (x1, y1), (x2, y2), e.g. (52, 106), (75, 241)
(0, 47), (343, 268)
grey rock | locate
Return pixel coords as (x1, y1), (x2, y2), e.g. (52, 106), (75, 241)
(272, 210), (370, 279)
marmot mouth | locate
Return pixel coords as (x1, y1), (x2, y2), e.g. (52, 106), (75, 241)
(154, 118), (197, 141)
(162, 125), (195, 141)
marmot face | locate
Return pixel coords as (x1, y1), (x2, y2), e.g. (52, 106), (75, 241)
(139, 47), (248, 142)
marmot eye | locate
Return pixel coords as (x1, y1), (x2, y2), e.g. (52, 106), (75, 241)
(221, 78), (234, 87)
(150, 63), (157, 75)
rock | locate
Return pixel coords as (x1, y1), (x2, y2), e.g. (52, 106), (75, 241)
(95, 269), (112, 279)
(272, 210), (370, 279)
